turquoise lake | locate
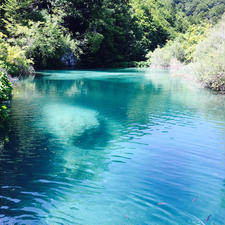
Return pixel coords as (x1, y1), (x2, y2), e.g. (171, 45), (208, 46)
(0, 68), (225, 225)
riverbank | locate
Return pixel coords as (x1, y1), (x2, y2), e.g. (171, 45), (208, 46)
(151, 58), (225, 94)
(148, 13), (225, 93)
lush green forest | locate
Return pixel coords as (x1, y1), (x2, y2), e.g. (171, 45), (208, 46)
(1, 0), (224, 70)
(0, 0), (183, 70)
(175, 0), (225, 22)
(0, 0), (225, 121)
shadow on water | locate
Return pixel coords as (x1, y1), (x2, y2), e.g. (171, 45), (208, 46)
(71, 116), (113, 149)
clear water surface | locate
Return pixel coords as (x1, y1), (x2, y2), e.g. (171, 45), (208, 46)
(0, 68), (225, 225)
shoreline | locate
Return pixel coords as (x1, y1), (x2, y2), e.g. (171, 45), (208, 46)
(151, 60), (225, 95)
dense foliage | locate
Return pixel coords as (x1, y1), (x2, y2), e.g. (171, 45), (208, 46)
(0, 0), (186, 69)
(0, 32), (33, 76)
(174, 0), (225, 23)
(149, 22), (210, 68)
(0, 71), (12, 122)
(0, 31), (26, 121)
(0, 0), (225, 69)
(149, 14), (225, 91)
(192, 15), (225, 91)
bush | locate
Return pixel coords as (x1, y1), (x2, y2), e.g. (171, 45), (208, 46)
(0, 32), (33, 76)
(27, 14), (80, 68)
(148, 22), (210, 68)
(149, 44), (173, 68)
(0, 71), (12, 121)
(7, 12), (81, 68)
(148, 13), (225, 92)
(192, 14), (225, 91)
(85, 32), (104, 54)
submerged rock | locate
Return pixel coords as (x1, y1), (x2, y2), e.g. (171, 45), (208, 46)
(43, 104), (99, 143)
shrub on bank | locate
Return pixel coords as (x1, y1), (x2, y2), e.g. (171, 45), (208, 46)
(149, 44), (173, 68)
(0, 31), (32, 121)
(0, 32), (33, 76)
(148, 23), (209, 68)
(191, 15), (225, 91)
(148, 14), (225, 92)
(6, 12), (80, 69)
(0, 71), (12, 121)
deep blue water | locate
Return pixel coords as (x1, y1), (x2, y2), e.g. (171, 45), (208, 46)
(0, 68), (225, 225)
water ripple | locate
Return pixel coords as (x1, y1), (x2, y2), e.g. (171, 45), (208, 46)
(1, 69), (225, 224)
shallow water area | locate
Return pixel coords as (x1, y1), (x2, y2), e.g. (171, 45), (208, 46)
(0, 68), (225, 225)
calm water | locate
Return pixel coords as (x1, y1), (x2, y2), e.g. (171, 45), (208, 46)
(0, 68), (225, 225)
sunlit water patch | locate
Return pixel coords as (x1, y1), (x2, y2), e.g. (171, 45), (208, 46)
(0, 68), (225, 225)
